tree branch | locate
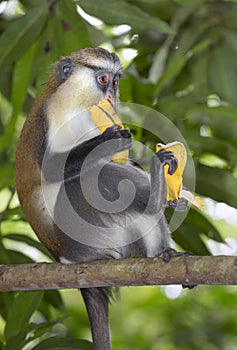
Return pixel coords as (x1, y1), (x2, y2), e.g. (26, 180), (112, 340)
(0, 256), (236, 292)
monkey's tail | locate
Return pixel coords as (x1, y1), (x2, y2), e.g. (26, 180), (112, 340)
(81, 287), (112, 350)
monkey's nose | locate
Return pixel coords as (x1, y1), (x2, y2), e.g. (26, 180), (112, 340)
(105, 91), (114, 106)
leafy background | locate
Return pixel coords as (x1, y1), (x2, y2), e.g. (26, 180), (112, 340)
(0, 0), (237, 349)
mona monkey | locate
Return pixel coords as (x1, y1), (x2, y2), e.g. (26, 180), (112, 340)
(15, 47), (182, 350)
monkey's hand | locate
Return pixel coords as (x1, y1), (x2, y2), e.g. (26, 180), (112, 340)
(102, 125), (132, 153)
(147, 149), (178, 215)
(156, 149), (178, 175)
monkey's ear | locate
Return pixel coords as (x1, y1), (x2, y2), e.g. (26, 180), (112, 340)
(56, 58), (73, 82)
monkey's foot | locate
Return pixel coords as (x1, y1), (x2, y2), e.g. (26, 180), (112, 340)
(156, 149), (177, 175)
(160, 247), (194, 263)
(160, 248), (196, 289)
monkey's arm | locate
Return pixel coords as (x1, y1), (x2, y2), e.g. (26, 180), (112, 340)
(42, 125), (131, 183)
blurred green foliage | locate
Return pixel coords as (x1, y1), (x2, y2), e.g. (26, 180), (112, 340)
(0, 0), (237, 349)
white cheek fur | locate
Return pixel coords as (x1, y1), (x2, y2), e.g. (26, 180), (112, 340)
(46, 69), (102, 153)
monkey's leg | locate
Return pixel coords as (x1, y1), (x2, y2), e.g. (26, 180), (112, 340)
(81, 287), (112, 350)
(43, 125), (132, 183)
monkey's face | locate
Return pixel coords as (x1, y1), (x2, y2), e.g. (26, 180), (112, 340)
(49, 47), (122, 110)
(56, 66), (121, 110)
(46, 48), (123, 152)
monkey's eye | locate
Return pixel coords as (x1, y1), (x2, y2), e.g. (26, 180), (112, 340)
(98, 75), (109, 85)
(113, 79), (118, 89)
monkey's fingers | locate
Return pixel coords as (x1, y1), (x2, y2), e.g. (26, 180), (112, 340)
(102, 125), (130, 140)
(102, 125), (121, 140)
(167, 155), (178, 175)
(120, 128), (132, 139)
(156, 149), (178, 175)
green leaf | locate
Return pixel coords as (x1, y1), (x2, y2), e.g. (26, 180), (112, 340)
(0, 64), (13, 100)
(32, 337), (93, 350)
(0, 292), (15, 320)
(2, 42), (39, 153)
(19, 0), (47, 8)
(26, 318), (66, 341)
(43, 291), (65, 313)
(210, 108), (237, 147)
(170, 13), (211, 57)
(4, 249), (34, 264)
(4, 233), (51, 258)
(208, 43), (237, 105)
(149, 0), (206, 83)
(174, 0), (204, 5)
(38, 291), (65, 320)
(186, 106), (237, 147)
(196, 164), (237, 208)
(154, 55), (187, 95)
(189, 50), (209, 93)
(0, 6), (48, 67)
(5, 291), (44, 342)
(157, 95), (200, 118)
(79, 0), (172, 33)
(167, 208), (222, 254)
(11, 41), (38, 116)
(5, 318), (65, 350)
(119, 73), (154, 106)
(222, 28), (237, 54)
(1, 207), (25, 221)
(154, 39), (211, 95)
(0, 238), (12, 264)
(185, 209), (224, 242)
(187, 133), (237, 167)
(0, 163), (14, 189)
(133, 0), (164, 3)
(58, 0), (91, 52)
(172, 220), (210, 255)
(1, 220), (32, 235)
(119, 75), (133, 103)
(33, 13), (66, 92)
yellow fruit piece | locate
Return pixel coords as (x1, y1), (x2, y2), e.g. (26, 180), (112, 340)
(90, 99), (128, 164)
(156, 142), (204, 211)
(156, 142), (186, 201)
